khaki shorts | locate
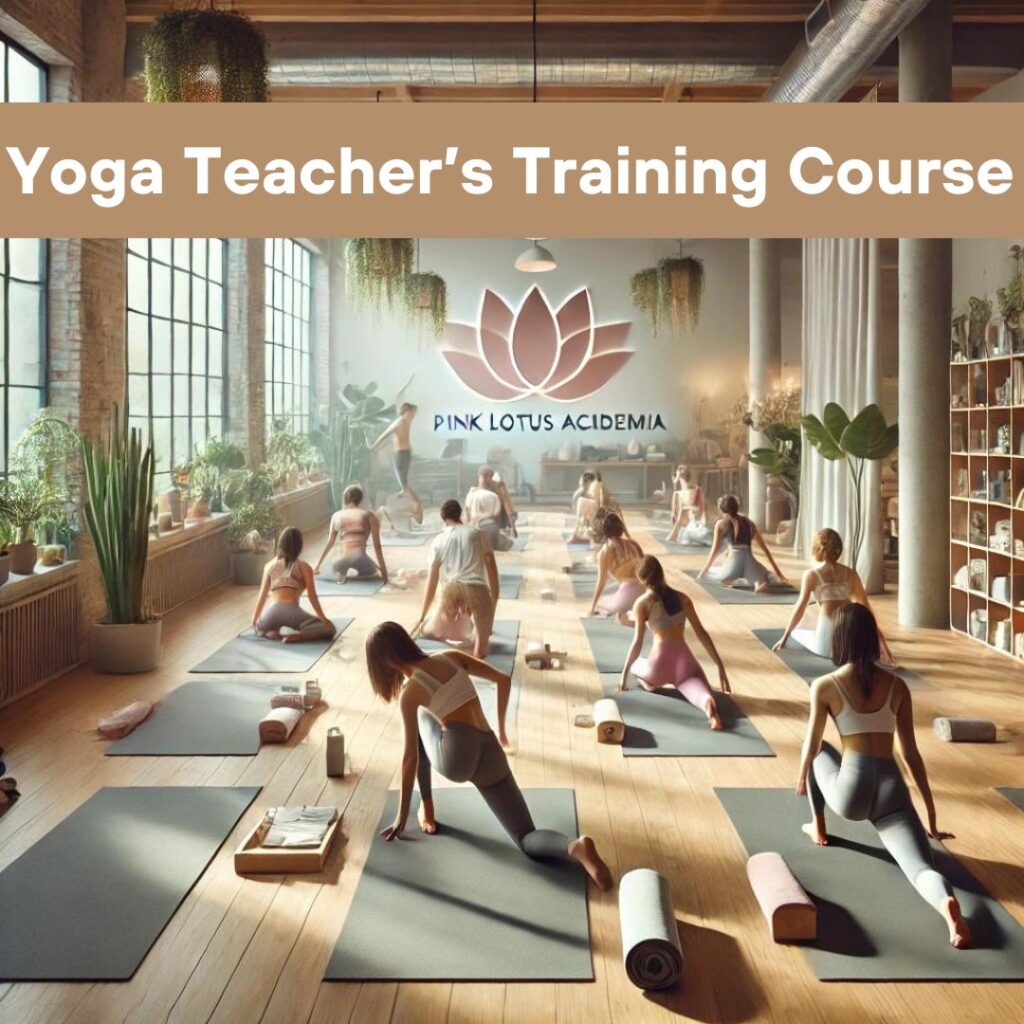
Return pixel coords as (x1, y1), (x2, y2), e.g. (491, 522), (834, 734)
(463, 581), (496, 640)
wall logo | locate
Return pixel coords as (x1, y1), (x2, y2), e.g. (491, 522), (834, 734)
(442, 286), (633, 403)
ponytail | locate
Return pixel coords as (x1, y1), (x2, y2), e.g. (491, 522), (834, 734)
(636, 555), (681, 615)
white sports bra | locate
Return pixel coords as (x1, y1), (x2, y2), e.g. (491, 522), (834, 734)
(832, 675), (898, 736)
(814, 565), (853, 603)
(410, 655), (478, 720)
(648, 597), (687, 634)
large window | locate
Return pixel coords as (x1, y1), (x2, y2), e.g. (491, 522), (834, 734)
(127, 239), (226, 485)
(1, 34), (47, 476)
(265, 239), (312, 435)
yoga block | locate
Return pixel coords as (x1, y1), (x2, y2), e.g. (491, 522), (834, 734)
(746, 851), (817, 942)
(594, 698), (625, 744)
(234, 813), (342, 874)
(540, 587), (556, 601)
(524, 644), (566, 669)
(933, 717), (997, 743)
(259, 707), (303, 744)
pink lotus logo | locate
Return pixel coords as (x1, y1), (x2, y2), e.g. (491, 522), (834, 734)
(442, 286), (632, 402)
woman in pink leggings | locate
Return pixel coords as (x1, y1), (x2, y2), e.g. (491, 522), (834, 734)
(619, 556), (732, 730)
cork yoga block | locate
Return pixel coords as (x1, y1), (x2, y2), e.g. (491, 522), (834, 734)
(746, 851), (817, 943)
(933, 717), (997, 743)
(593, 698), (625, 744)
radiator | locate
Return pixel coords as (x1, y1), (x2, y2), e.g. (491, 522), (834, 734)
(0, 577), (81, 706)
(144, 526), (231, 615)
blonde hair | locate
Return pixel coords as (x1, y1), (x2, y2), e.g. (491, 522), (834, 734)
(438, 580), (473, 623)
(812, 527), (843, 564)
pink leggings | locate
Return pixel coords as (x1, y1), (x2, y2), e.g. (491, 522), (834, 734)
(630, 636), (715, 712)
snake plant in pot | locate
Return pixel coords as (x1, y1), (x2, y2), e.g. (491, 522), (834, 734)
(82, 408), (161, 674)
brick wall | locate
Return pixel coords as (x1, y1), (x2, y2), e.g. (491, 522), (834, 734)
(225, 239), (267, 463)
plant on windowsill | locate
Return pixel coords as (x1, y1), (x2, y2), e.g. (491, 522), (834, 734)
(193, 436), (245, 513)
(0, 516), (13, 586)
(266, 422), (313, 492)
(0, 475), (60, 575)
(344, 239), (416, 316)
(81, 408), (161, 674)
(226, 469), (281, 586)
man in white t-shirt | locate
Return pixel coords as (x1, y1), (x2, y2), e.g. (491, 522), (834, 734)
(413, 498), (499, 658)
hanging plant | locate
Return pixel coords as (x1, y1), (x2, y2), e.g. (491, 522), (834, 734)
(142, 8), (269, 103)
(657, 254), (705, 335)
(630, 267), (660, 338)
(344, 238), (415, 315)
(405, 272), (448, 338)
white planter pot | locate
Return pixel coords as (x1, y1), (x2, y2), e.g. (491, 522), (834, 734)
(8, 541), (37, 575)
(232, 551), (267, 586)
(0, 552), (9, 587)
(92, 619), (162, 674)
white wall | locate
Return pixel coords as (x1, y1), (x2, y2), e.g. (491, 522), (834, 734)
(331, 238), (801, 487)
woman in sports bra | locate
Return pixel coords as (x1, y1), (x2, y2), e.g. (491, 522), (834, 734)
(665, 465), (710, 546)
(253, 527), (335, 642)
(365, 622), (613, 890)
(315, 484), (388, 582)
(773, 527), (894, 662)
(589, 513), (645, 624)
(620, 556), (731, 730)
(797, 603), (971, 949)
(698, 494), (788, 592)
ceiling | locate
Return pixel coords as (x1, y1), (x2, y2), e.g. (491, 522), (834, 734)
(123, 1), (1024, 103)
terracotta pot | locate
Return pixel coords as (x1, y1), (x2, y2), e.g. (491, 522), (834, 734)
(0, 552), (9, 587)
(189, 497), (210, 520)
(92, 619), (162, 674)
(8, 541), (37, 575)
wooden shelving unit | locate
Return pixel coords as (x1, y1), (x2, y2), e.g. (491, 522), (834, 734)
(949, 344), (1024, 660)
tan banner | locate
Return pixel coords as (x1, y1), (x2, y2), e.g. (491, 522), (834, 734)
(0, 102), (1022, 237)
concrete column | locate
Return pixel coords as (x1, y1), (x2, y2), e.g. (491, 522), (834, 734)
(898, 0), (952, 627)
(748, 238), (783, 529)
(225, 239), (267, 463)
(863, 238), (884, 595)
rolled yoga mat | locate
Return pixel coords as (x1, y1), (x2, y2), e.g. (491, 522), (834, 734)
(0, 786), (260, 980)
(933, 717), (996, 743)
(107, 679), (279, 756)
(314, 575), (386, 596)
(618, 868), (683, 991)
(651, 530), (712, 550)
(597, 674), (775, 758)
(593, 697), (625, 744)
(752, 628), (932, 691)
(324, 787), (592, 981)
(499, 564), (525, 599)
(683, 570), (799, 605)
(716, 787), (1024, 981)
(189, 617), (353, 674)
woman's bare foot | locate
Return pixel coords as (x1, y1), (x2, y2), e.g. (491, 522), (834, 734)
(418, 801), (438, 836)
(568, 835), (613, 891)
(707, 701), (722, 731)
(943, 896), (973, 949)
(802, 817), (828, 846)
(754, 581), (769, 593)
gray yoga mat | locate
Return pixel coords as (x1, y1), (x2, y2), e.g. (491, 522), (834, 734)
(107, 679), (280, 756)
(717, 787), (1024, 981)
(619, 868), (683, 990)
(580, 616), (651, 673)
(0, 786), (260, 981)
(509, 534), (530, 552)
(314, 575), (385, 596)
(563, 531), (592, 552)
(418, 618), (521, 677)
(598, 675), (774, 758)
(189, 617), (353, 674)
(652, 530), (711, 550)
(752, 628), (932, 691)
(499, 564), (524, 599)
(683, 570), (799, 605)
(571, 569), (611, 600)
(998, 788), (1024, 813)
(382, 531), (435, 547)
(324, 787), (591, 981)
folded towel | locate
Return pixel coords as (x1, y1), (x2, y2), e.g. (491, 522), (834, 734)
(98, 700), (153, 740)
(262, 805), (338, 848)
(933, 717), (996, 743)
(259, 706), (303, 744)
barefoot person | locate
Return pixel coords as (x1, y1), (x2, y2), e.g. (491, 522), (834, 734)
(665, 465), (710, 545)
(315, 484), (388, 582)
(365, 621), (613, 890)
(252, 527), (335, 643)
(698, 494), (788, 592)
(371, 402), (421, 509)
(796, 603), (971, 950)
(589, 513), (645, 625)
(413, 499), (500, 659)
(773, 527), (893, 662)
(620, 556), (731, 730)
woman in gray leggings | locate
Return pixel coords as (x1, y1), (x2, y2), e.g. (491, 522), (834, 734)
(797, 603), (971, 949)
(365, 621), (612, 890)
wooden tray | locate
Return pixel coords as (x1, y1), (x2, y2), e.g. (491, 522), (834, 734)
(234, 812), (342, 874)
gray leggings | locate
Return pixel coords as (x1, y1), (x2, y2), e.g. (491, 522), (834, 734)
(256, 601), (326, 635)
(416, 708), (573, 862)
(393, 449), (412, 490)
(712, 545), (769, 586)
(330, 551), (379, 578)
(808, 743), (953, 913)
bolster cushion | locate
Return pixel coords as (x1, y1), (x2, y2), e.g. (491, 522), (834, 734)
(933, 717), (996, 743)
(746, 851), (817, 943)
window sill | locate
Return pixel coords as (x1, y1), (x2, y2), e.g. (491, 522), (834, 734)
(0, 560), (80, 608)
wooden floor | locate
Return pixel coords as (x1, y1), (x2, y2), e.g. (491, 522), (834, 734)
(1, 509), (1022, 1024)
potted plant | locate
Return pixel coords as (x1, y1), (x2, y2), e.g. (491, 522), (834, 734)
(630, 246), (705, 339)
(227, 470), (281, 585)
(997, 244), (1024, 355)
(630, 267), (661, 338)
(81, 409), (160, 673)
(193, 436), (245, 512)
(344, 238), (415, 315)
(0, 475), (58, 575)
(0, 516), (11, 586)
(266, 421), (312, 492)
(404, 271), (448, 338)
(967, 296), (991, 359)
(187, 462), (215, 520)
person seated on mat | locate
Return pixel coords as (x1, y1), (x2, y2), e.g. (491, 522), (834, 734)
(464, 466), (511, 552)
(589, 513), (645, 625)
(619, 556), (731, 730)
(665, 465), (710, 546)
(568, 471), (599, 544)
(253, 527), (336, 643)
(365, 621), (613, 890)
(772, 527), (893, 663)
(697, 494), (788, 592)
(413, 499), (500, 659)
(314, 484), (389, 583)
(796, 603), (971, 950)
